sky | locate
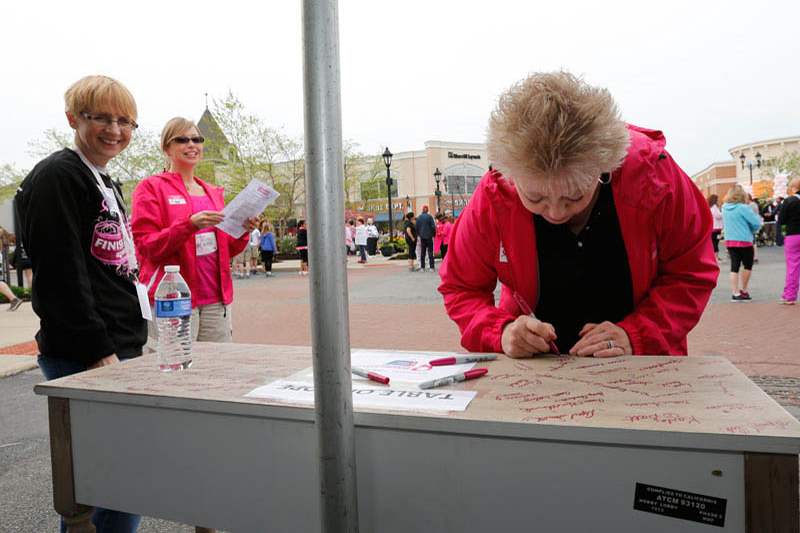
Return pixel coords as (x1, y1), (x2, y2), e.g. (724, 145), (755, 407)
(2, 0), (799, 177)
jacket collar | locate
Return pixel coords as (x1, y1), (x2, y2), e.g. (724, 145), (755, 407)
(155, 171), (223, 211)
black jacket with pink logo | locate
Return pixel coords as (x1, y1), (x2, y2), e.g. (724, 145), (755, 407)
(16, 149), (146, 365)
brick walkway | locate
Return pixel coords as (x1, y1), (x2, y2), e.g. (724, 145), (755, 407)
(0, 341), (37, 356)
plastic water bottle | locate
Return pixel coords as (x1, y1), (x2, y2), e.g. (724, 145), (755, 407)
(155, 265), (192, 371)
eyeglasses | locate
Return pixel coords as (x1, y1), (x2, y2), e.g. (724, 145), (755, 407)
(170, 136), (205, 145)
(80, 112), (138, 131)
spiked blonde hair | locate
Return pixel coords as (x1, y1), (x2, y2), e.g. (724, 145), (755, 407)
(487, 71), (629, 194)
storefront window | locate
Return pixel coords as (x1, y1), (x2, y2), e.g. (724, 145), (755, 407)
(444, 163), (484, 195)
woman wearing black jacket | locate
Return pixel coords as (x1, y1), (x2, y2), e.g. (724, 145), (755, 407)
(779, 178), (800, 304)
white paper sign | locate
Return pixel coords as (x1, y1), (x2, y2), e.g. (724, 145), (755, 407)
(217, 180), (280, 238)
(347, 350), (476, 384)
(245, 380), (477, 412)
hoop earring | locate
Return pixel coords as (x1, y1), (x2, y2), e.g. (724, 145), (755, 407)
(598, 172), (612, 185)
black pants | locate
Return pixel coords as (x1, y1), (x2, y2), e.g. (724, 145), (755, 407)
(711, 230), (721, 254)
(420, 237), (435, 269)
(440, 243), (448, 259)
(728, 246), (754, 273)
(367, 237), (378, 255)
(260, 250), (274, 272)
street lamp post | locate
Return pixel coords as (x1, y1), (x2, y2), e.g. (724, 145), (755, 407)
(739, 151), (762, 186)
(434, 167), (442, 215)
(383, 147), (394, 239)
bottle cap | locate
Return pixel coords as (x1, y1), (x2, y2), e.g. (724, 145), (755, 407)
(164, 265), (180, 273)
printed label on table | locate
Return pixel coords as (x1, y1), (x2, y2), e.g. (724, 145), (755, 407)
(245, 380), (477, 412)
(633, 482), (726, 527)
(155, 297), (192, 318)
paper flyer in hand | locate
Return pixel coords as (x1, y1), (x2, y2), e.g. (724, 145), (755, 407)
(217, 179), (280, 238)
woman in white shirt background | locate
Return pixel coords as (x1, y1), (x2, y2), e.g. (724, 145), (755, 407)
(709, 194), (723, 261)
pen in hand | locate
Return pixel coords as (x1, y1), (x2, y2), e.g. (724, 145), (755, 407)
(511, 291), (561, 355)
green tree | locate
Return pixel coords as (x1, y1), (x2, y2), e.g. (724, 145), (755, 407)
(0, 163), (27, 201)
(763, 150), (800, 179)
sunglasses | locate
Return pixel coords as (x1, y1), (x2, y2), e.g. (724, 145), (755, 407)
(171, 135), (205, 145)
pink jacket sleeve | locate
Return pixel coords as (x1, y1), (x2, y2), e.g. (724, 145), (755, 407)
(131, 179), (197, 265)
(438, 186), (515, 353)
(228, 230), (249, 257)
(618, 155), (719, 355)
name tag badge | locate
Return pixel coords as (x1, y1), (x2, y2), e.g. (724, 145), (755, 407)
(168, 195), (187, 205)
(135, 282), (153, 321)
(195, 231), (218, 256)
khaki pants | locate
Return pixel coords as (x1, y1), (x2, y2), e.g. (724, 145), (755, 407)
(147, 302), (232, 350)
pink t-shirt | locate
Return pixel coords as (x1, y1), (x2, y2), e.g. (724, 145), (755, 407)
(190, 194), (223, 306)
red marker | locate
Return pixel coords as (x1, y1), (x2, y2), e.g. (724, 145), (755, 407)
(351, 366), (390, 385)
(418, 368), (488, 390)
(429, 354), (498, 366)
(512, 291), (561, 355)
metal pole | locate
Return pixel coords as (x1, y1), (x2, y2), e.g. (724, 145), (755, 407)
(301, 2), (359, 532)
(386, 167), (394, 240)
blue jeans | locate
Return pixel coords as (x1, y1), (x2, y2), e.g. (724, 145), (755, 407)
(38, 354), (142, 533)
(358, 244), (367, 262)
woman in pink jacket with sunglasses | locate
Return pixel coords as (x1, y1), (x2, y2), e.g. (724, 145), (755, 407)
(132, 117), (257, 343)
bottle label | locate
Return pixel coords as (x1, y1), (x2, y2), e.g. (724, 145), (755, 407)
(155, 297), (192, 318)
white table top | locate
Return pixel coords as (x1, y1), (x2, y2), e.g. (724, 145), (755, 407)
(35, 343), (800, 454)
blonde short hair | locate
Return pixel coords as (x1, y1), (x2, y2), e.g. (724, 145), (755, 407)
(160, 117), (199, 152)
(487, 71), (629, 194)
(64, 75), (137, 121)
(786, 177), (800, 195)
(724, 185), (747, 204)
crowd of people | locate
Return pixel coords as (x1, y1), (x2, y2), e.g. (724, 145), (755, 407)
(402, 207), (453, 272)
(710, 179), (800, 304)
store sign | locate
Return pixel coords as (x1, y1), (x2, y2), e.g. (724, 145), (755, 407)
(448, 152), (481, 160)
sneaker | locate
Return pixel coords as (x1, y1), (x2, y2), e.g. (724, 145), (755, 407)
(779, 299), (796, 305)
(7, 298), (22, 312)
(731, 294), (744, 302)
(739, 291), (752, 301)
(266, 272), (274, 277)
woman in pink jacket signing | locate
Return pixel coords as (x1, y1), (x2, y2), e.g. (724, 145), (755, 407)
(439, 72), (718, 358)
(132, 117), (257, 342)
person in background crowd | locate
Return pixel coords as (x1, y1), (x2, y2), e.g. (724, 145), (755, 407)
(438, 213), (453, 260)
(746, 193), (762, 263)
(296, 219), (309, 275)
(439, 71), (718, 357)
(247, 224), (261, 274)
(404, 212), (418, 272)
(355, 217), (368, 263)
(775, 196), (785, 246)
(345, 219), (355, 257)
(415, 205), (437, 272)
(778, 178), (800, 305)
(722, 185), (762, 302)
(708, 194), (723, 261)
(1, 280), (23, 311)
(259, 221), (277, 277)
(132, 117), (256, 345)
(16, 74), (147, 533)
(11, 237), (33, 289)
(366, 217), (380, 255)
(762, 197), (778, 245)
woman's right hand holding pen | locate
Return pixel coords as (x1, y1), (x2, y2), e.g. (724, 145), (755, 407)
(501, 316), (557, 358)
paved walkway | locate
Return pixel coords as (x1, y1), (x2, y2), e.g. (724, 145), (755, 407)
(2, 247), (797, 410)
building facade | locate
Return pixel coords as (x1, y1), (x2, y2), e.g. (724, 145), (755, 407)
(693, 135), (800, 200)
(358, 141), (489, 223)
